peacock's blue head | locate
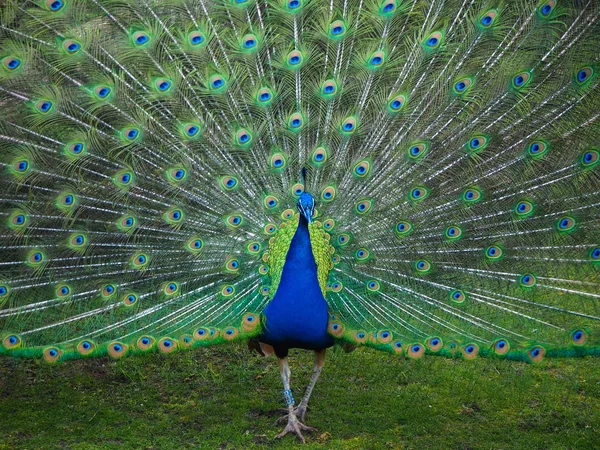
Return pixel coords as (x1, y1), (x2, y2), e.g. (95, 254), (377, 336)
(297, 192), (315, 223)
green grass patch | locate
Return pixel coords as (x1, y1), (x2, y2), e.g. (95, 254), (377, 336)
(1, 345), (599, 449)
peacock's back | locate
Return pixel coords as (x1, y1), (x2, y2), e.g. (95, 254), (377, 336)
(0, 0), (599, 363)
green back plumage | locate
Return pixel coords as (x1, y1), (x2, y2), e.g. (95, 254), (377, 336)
(0, 0), (599, 363)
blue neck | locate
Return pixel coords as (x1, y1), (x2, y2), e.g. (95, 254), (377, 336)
(260, 215), (333, 351)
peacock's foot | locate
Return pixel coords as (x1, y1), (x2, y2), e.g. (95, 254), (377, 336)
(274, 412), (316, 443)
(277, 404), (308, 423)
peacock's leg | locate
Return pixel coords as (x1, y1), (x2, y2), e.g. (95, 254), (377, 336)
(275, 357), (316, 443)
(294, 349), (326, 422)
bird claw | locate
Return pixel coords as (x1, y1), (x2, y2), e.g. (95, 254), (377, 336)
(277, 405), (308, 423)
(275, 413), (316, 443)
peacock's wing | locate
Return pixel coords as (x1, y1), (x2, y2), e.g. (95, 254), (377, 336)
(0, 0), (599, 363)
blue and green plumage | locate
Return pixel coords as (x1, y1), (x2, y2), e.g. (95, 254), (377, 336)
(1, 0), (600, 438)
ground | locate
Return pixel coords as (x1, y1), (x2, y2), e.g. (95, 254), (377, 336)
(1, 344), (599, 449)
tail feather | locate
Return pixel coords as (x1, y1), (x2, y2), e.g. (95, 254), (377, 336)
(0, 0), (599, 363)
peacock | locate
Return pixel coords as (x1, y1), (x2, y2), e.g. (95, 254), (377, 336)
(1, 0), (600, 442)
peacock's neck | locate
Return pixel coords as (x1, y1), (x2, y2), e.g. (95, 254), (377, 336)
(284, 215), (317, 272)
(260, 214), (333, 350)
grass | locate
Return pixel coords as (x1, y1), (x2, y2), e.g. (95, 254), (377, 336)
(1, 344), (599, 449)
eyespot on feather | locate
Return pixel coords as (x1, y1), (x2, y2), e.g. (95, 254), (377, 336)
(328, 20), (347, 39)
(574, 66), (595, 86)
(527, 346), (545, 363)
(108, 342), (127, 358)
(163, 208), (185, 225)
(352, 160), (371, 178)
(113, 170), (134, 188)
(450, 289), (466, 303)
(260, 285), (270, 295)
(407, 141), (429, 161)
(484, 245), (503, 260)
(35, 99), (54, 114)
(355, 248), (370, 262)
(409, 186), (429, 202)
(180, 335), (194, 348)
(158, 337), (177, 353)
(121, 126), (141, 142)
(241, 34), (258, 51)
(321, 186), (336, 202)
(328, 321), (344, 336)
(68, 232), (87, 250)
(580, 149), (599, 169)
(56, 192), (77, 210)
(270, 152), (287, 170)
(493, 339), (510, 355)
(351, 330), (367, 344)
(100, 283), (117, 299)
(519, 273), (536, 288)
(194, 328), (210, 341)
(556, 216), (575, 232)
(339, 116), (358, 135)
(77, 340), (95, 356)
(478, 9), (498, 29)
(367, 51), (385, 68)
(427, 337), (443, 352)
(131, 31), (151, 47)
(264, 223), (276, 234)
(330, 281), (343, 293)
(256, 87), (274, 105)
(354, 199), (373, 214)
(163, 282), (180, 296)
(526, 140), (549, 159)
(26, 250), (46, 267)
(415, 259), (432, 274)
(225, 214), (243, 228)
(423, 31), (443, 50)
(395, 221), (413, 237)
(223, 327), (239, 341)
(445, 225), (463, 240)
(291, 183), (304, 198)
(263, 195), (279, 210)
(511, 70), (532, 90)
(379, 0), (397, 16)
(209, 74), (227, 92)
(465, 135), (489, 154)
(387, 92), (408, 113)
(570, 329), (587, 346)
(129, 252), (150, 270)
(453, 76), (474, 95)
(43, 347), (62, 363)
(62, 39), (81, 55)
(461, 343), (479, 360)
(322, 219), (335, 231)
(3, 334), (21, 349)
(286, 50), (304, 68)
(225, 258), (240, 273)
(392, 341), (403, 354)
(2, 56), (22, 72)
(55, 283), (72, 298)
(242, 313), (259, 331)
(407, 343), (424, 359)
(116, 214), (137, 232)
(219, 175), (239, 191)
(123, 292), (138, 307)
(538, 0), (555, 18)
(514, 200), (534, 218)
(188, 31), (207, 47)
(45, 0), (66, 12)
(235, 128), (253, 147)
(377, 330), (393, 344)
(137, 336), (155, 351)
(462, 187), (482, 204)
